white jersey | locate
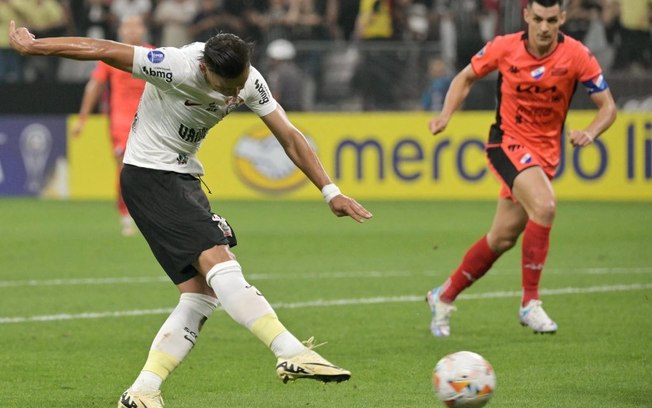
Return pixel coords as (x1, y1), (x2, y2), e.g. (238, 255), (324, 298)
(124, 42), (277, 175)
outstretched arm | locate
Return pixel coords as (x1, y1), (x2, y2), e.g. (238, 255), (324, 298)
(8, 20), (135, 72)
(261, 105), (373, 223)
(428, 64), (479, 135)
(568, 88), (617, 147)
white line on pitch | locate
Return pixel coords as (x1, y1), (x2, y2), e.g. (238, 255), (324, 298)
(1, 267), (651, 288)
(0, 271), (412, 288)
(1, 283), (651, 325)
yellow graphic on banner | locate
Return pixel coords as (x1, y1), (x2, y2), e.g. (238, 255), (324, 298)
(68, 112), (652, 201)
(232, 124), (312, 194)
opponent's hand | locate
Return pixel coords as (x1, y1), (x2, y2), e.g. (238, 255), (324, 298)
(328, 194), (373, 223)
(568, 129), (595, 147)
(428, 116), (449, 135)
(8, 20), (36, 55)
(70, 119), (85, 138)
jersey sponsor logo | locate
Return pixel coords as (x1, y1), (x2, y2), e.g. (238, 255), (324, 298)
(509, 66), (519, 74)
(177, 124), (208, 143)
(530, 66), (545, 80)
(141, 66), (173, 82)
(517, 105), (553, 117)
(253, 79), (270, 104)
(184, 99), (202, 106)
(233, 124), (313, 194)
(508, 144), (523, 151)
(147, 50), (165, 63)
(516, 84), (557, 94)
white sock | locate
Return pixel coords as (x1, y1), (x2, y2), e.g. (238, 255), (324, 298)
(206, 260), (305, 358)
(130, 293), (218, 393)
(129, 371), (162, 394)
(270, 331), (306, 359)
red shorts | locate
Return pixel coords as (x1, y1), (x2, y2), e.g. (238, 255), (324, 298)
(486, 137), (555, 199)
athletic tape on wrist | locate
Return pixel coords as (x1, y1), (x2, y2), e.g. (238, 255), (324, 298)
(321, 183), (341, 203)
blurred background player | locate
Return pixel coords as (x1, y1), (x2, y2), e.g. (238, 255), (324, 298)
(425, 0), (617, 337)
(71, 14), (151, 236)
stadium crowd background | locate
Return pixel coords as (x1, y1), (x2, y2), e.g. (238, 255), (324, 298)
(1, 0), (651, 112)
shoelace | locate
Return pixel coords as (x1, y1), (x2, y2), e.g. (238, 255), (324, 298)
(303, 336), (327, 350)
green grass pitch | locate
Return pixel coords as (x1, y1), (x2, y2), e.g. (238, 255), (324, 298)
(0, 199), (651, 407)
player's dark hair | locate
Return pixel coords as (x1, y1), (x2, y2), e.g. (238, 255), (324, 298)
(202, 33), (253, 79)
(528, 0), (563, 7)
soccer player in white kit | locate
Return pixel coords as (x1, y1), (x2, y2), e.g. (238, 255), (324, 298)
(9, 21), (372, 408)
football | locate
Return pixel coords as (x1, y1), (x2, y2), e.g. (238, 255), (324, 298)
(432, 351), (496, 407)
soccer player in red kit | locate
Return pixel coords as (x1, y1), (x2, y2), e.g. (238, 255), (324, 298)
(71, 15), (151, 236)
(426, 0), (617, 336)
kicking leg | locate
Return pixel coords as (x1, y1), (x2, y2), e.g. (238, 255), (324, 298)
(197, 245), (351, 383)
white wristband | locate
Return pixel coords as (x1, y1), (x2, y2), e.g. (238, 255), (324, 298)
(321, 183), (341, 203)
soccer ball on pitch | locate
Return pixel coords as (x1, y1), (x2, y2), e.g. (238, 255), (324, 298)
(432, 351), (496, 407)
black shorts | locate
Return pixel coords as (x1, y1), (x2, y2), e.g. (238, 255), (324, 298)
(120, 164), (237, 284)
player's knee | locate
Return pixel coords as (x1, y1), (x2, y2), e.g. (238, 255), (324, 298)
(530, 199), (556, 225)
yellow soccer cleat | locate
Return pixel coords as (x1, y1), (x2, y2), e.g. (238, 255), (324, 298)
(275, 337), (351, 384)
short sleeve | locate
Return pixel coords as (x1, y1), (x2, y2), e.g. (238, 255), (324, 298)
(242, 67), (278, 117)
(132, 46), (191, 90)
(470, 38), (503, 78)
(574, 43), (603, 83)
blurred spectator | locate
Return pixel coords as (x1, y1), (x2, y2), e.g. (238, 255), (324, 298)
(612, 0), (652, 73)
(580, 1), (614, 71)
(434, 0), (486, 72)
(0, 0), (26, 82)
(352, 0), (398, 111)
(152, 0), (199, 47)
(188, 0), (246, 42)
(265, 38), (308, 111)
(494, 0), (527, 35)
(15, 0), (69, 82)
(57, 0), (114, 82)
(404, 2), (430, 42)
(420, 56), (451, 111)
(111, 0), (152, 24)
(563, 0), (593, 41)
(330, 0), (359, 41)
(321, 0), (340, 40)
(354, 0), (394, 41)
(286, 0), (331, 41)
(246, 0), (293, 44)
(77, 0), (114, 39)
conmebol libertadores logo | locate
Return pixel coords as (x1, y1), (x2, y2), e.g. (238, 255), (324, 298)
(233, 125), (316, 194)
